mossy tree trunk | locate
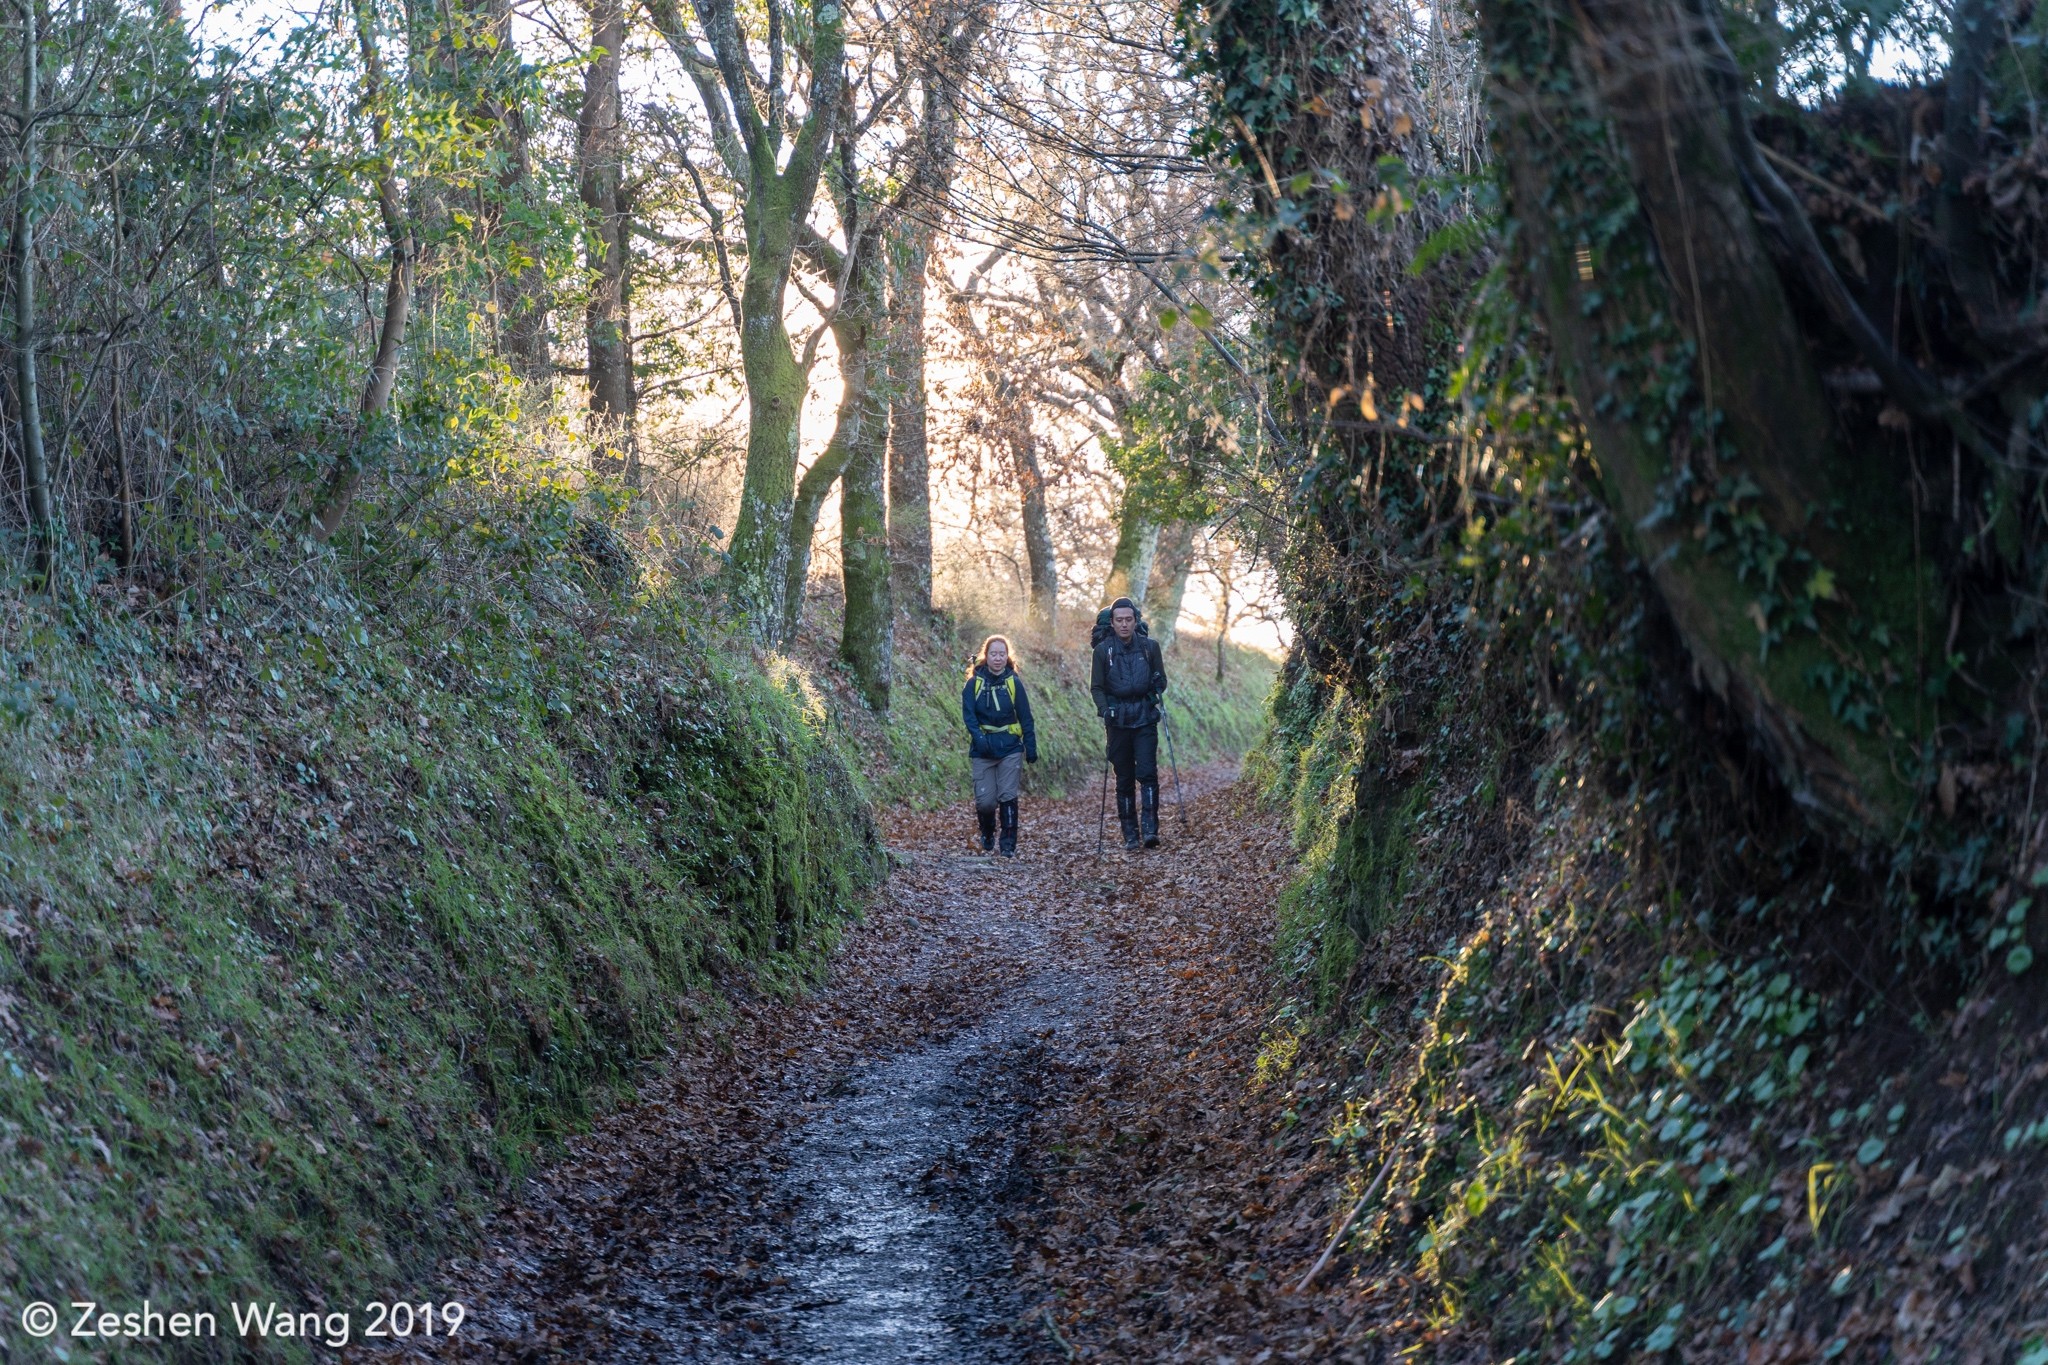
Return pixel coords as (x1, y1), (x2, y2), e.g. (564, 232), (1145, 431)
(884, 219), (936, 620)
(780, 217), (887, 651)
(578, 0), (635, 476)
(313, 0), (416, 544)
(647, 0), (845, 643)
(1016, 430), (1059, 634)
(11, 0), (53, 580)
(1102, 495), (1158, 610)
(479, 0), (551, 388)
(840, 275), (894, 708)
(1477, 0), (1942, 826)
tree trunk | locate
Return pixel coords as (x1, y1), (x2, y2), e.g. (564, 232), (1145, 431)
(484, 0), (551, 387)
(825, 240), (896, 707)
(1476, 0), (1940, 827)
(782, 436), (853, 635)
(727, 256), (810, 634)
(1015, 431), (1058, 635)
(644, 0), (845, 644)
(841, 360), (894, 709)
(579, 0), (634, 471)
(1147, 522), (1198, 648)
(107, 176), (136, 572)
(781, 233), (886, 641)
(111, 345), (134, 572)
(879, 0), (980, 620)
(312, 0), (415, 544)
(1102, 496), (1157, 610)
(12, 0), (52, 581)
(884, 219), (935, 619)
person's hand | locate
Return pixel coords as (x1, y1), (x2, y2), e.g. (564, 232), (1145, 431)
(1026, 751), (1039, 764)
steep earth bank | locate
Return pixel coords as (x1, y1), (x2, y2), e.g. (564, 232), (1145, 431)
(0, 557), (879, 1355)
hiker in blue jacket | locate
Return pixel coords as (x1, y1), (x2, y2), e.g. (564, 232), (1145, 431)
(961, 635), (1038, 855)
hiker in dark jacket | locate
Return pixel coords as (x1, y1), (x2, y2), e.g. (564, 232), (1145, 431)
(1090, 597), (1168, 848)
(960, 635), (1038, 855)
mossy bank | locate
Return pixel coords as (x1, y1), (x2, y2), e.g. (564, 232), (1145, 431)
(0, 524), (881, 1357)
(1252, 549), (2048, 1359)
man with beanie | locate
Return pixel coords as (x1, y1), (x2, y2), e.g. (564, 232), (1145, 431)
(1090, 597), (1168, 848)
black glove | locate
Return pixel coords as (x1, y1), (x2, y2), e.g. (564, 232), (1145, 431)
(1026, 748), (1039, 764)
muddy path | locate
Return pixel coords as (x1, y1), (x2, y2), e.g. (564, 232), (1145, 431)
(378, 762), (1314, 1364)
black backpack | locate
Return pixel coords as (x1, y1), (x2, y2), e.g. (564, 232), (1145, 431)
(1090, 604), (1150, 650)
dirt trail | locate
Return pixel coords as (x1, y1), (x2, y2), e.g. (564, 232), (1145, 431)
(379, 763), (1332, 1364)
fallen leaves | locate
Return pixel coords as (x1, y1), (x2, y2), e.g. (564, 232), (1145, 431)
(365, 765), (1369, 1363)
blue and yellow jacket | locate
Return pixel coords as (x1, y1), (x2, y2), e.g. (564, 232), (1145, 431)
(961, 665), (1038, 762)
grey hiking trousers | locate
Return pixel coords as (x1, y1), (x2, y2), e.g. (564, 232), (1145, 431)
(970, 751), (1023, 813)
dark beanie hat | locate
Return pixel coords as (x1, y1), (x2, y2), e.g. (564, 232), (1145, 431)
(1110, 596), (1137, 613)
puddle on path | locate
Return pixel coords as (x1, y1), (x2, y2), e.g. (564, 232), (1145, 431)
(619, 857), (1099, 1364)
(756, 974), (1091, 1362)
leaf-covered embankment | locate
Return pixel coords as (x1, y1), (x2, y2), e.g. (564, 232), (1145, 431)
(0, 521), (880, 1350)
(1238, 565), (2048, 1360)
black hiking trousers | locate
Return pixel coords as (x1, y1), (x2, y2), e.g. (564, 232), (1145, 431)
(1106, 723), (1159, 805)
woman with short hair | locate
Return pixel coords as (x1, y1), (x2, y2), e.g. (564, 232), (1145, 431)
(961, 635), (1039, 855)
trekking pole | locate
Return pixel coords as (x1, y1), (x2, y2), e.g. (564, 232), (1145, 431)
(1161, 706), (1188, 834)
(1095, 755), (1111, 859)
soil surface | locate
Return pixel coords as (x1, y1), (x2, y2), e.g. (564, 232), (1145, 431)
(368, 764), (1376, 1364)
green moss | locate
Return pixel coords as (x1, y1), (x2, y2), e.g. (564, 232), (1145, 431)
(0, 556), (878, 1358)
(1251, 664), (1424, 1010)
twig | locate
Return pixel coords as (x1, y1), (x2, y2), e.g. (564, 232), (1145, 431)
(1754, 143), (1890, 226)
(1042, 1307), (1078, 1360)
(1295, 1151), (1397, 1293)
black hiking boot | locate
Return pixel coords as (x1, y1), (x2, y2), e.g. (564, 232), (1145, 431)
(977, 807), (996, 852)
(998, 800), (1019, 857)
(1141, 783), (1161, 847)
(1117, 792), (1141, 850)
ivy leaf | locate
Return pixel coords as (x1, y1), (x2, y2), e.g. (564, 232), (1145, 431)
(2008, 944), (2035, 975)
(1805, 567), (1838, 601)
